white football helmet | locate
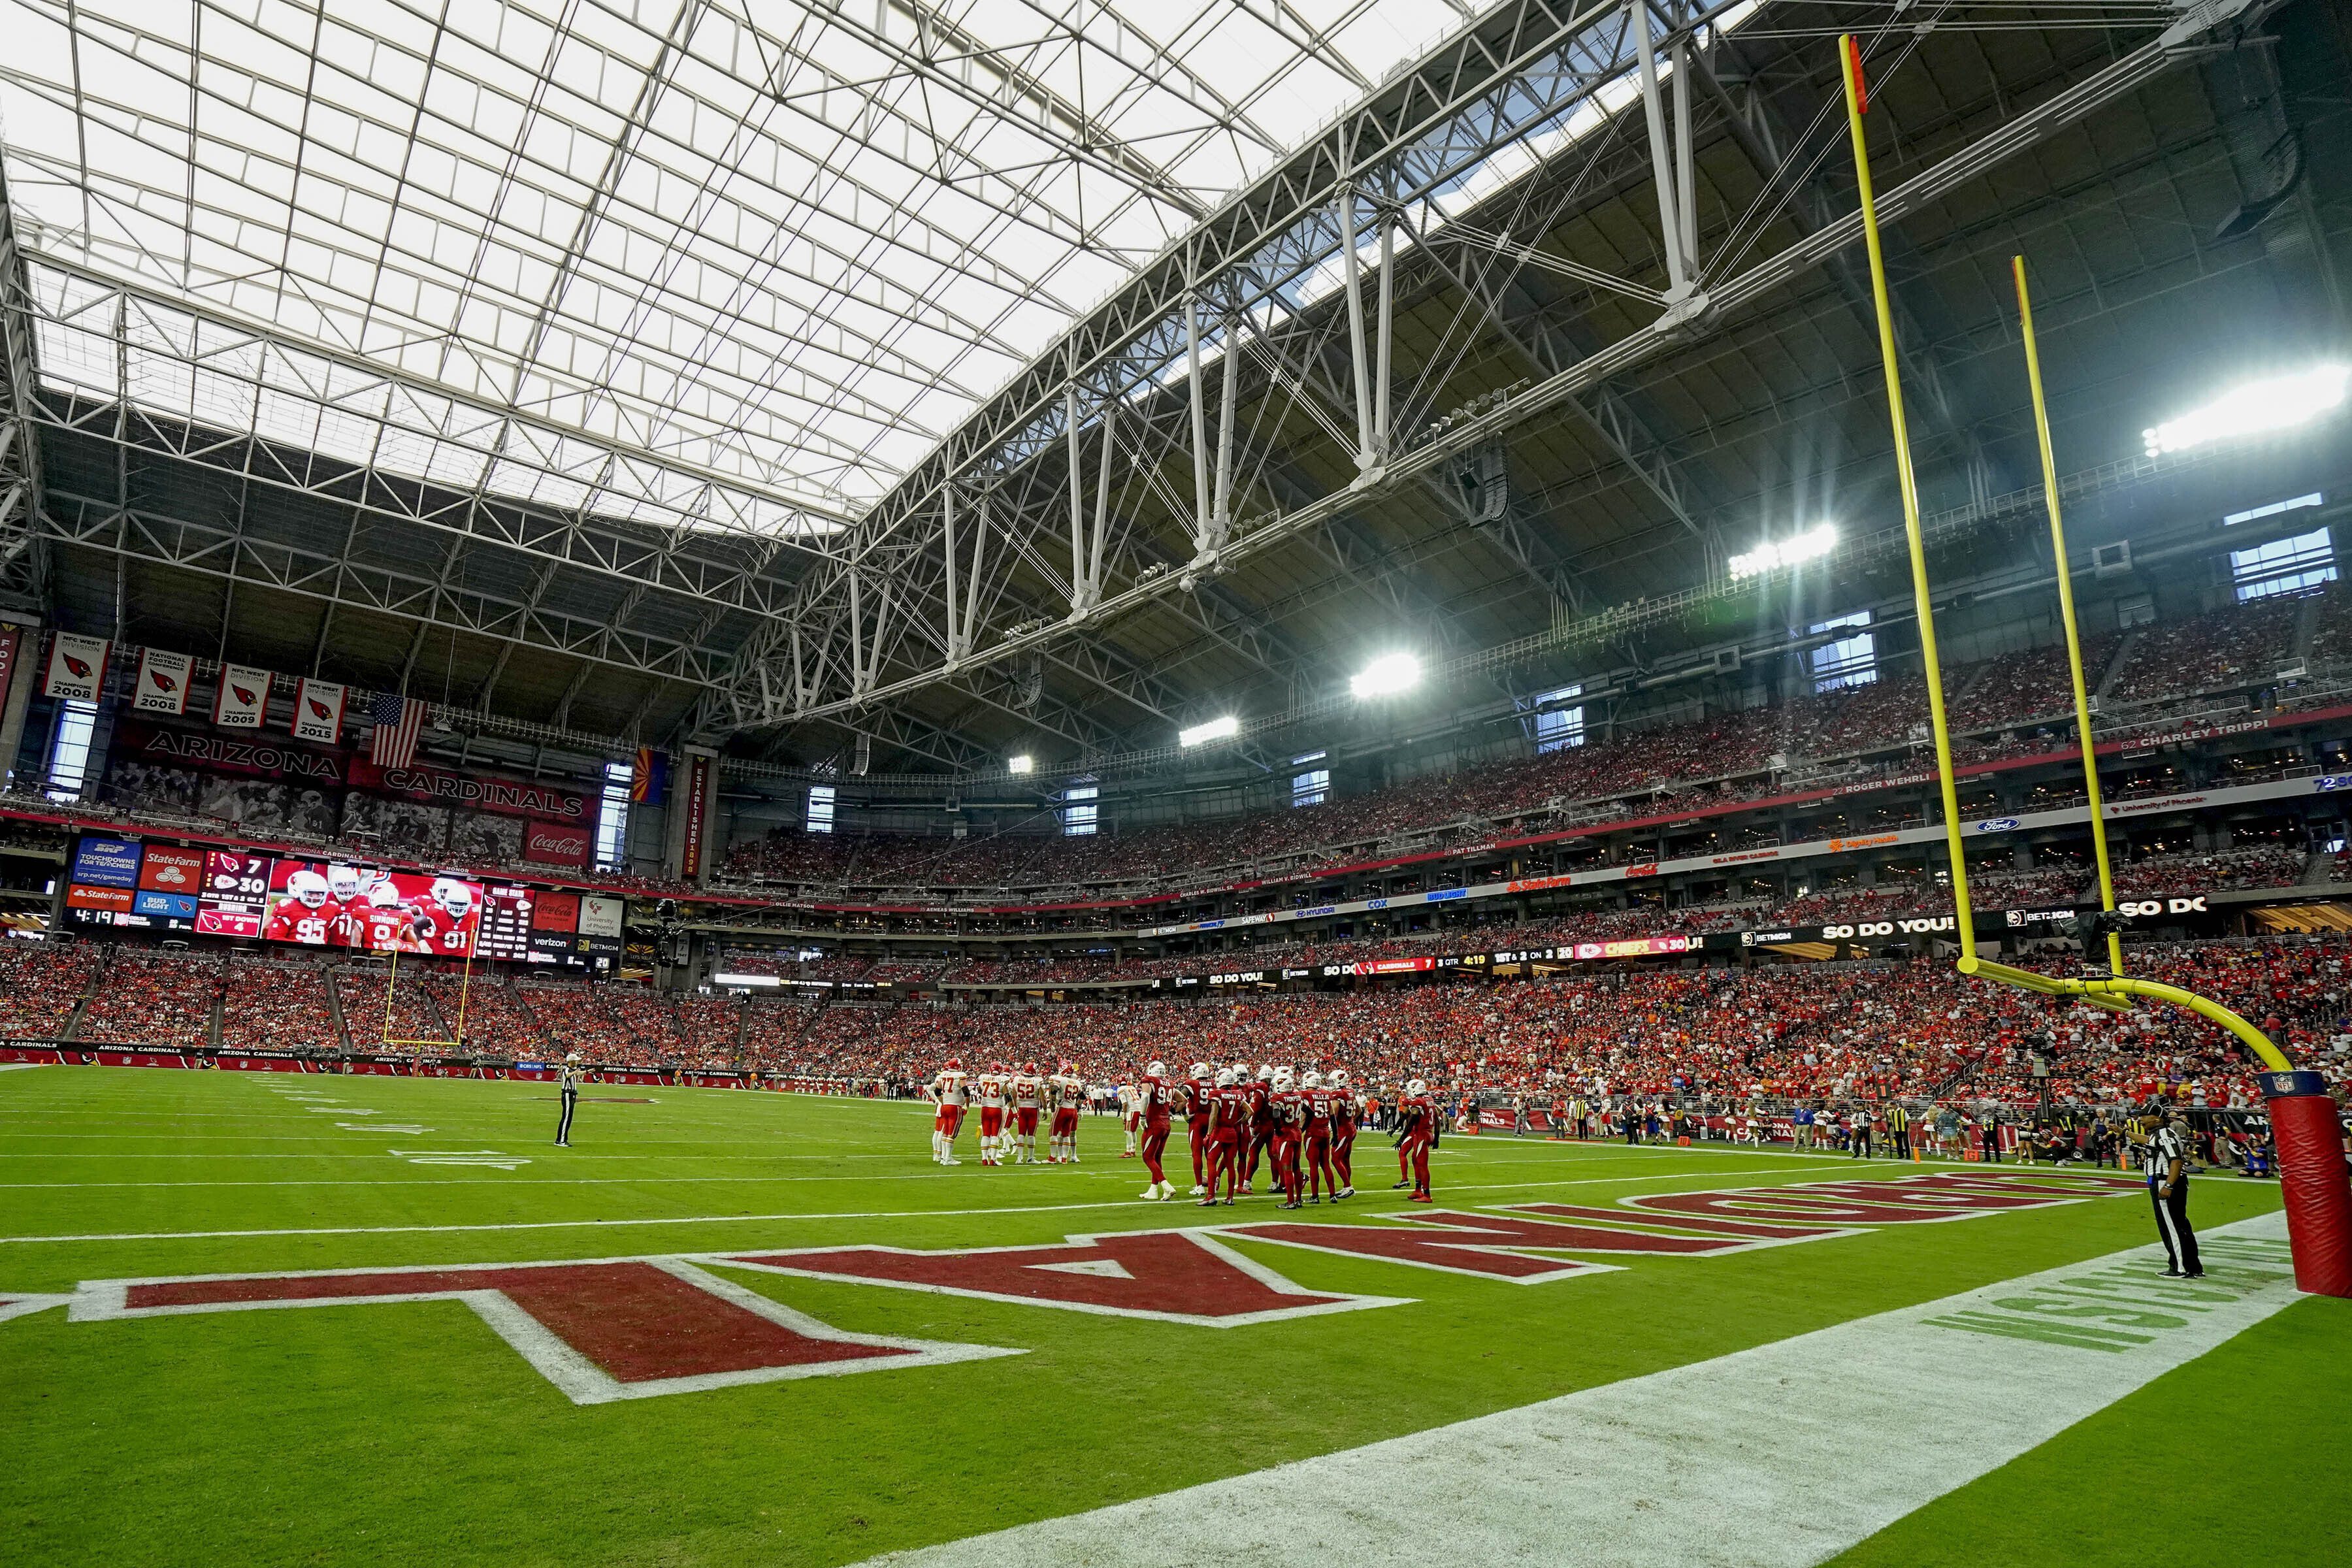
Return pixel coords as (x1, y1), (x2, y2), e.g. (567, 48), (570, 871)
(367, 879), (405, 907)
(1214, 1068), (1236, 1087)
(1146, 1059), (1166, 1077)
(1273, 1068), (1295, 1088)
(1303, 1071), (1323, 1089)
(1256, 1064), (1273, 1082)
(1408, 1078), (1428, 1095)
(327, 865), (362, 902)
(1328, 1069), (1348, 1088)
(1190, 1061), (1211, 1079)
(430, 877), (474, 918)
(287, 869), (330, 909)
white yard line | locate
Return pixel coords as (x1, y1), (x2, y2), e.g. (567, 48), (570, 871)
(853, 1217), (2298, 1568)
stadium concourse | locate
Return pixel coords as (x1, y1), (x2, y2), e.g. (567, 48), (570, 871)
(9, 0), (2352, 1563)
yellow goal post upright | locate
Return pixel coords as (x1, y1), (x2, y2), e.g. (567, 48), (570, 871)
(377, 919), (476, 1054)
(1838, 34), (2351, 1294)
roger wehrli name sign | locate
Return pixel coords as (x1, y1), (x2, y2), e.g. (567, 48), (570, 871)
(42, 633), (110, 702)
(213, 664), (272, 729)
(133, 647), (193, 715)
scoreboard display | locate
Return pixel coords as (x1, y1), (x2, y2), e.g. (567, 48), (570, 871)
(476, 885), (536, 963)
(195, 851), (272, 938)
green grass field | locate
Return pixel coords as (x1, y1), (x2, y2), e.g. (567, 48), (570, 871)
(1, 1066), (2342, 1568)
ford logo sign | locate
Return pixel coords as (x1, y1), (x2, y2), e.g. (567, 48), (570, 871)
(1974, 817), (2019, 832)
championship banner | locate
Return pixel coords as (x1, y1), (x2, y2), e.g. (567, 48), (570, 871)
(42, 632), (110, 702)
(134, 648), (193, 715)
(213, 664), (272, 729)
(291, 679), (346, 745)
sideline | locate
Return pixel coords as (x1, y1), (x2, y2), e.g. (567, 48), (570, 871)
(852, 1217), (2300, 1568)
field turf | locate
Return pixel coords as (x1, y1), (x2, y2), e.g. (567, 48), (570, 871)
(0, 1066), (2340, 1568)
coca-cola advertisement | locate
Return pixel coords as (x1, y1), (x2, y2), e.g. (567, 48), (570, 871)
(523, 819), (592, 868)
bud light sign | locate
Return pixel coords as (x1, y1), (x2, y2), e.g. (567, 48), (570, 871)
(70, 836), (142, 890)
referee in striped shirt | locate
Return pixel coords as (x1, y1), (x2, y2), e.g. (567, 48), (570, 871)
(2142, 1104), (2201, 1278)
(555, 1053), (581, 1148)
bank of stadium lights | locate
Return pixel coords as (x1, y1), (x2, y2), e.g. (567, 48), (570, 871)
(1350, 652), (1423, 699)
(1729, 523), (1838, 582)
(1179, 715), (1240, 747)
(1007, 754), (1034, 775)
(2143, 363), (2349, 457)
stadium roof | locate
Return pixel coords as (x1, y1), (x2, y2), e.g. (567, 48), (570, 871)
(3, 0), (2347, 771)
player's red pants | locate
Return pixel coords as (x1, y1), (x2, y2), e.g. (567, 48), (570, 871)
(1404, 1137), (1432, 1196)
(1207, 1134), (1241, 1200)
(1303, 1131), (1334, 1198)
(935, 1105), (964, 1137)
(1269, 1133), (1302, 1200)
(1331, 1128), (1354, 1188)
(1016, 1108), (1039, 1135)
(1188, 1117), (1210, 1184)
(1052, 1108), (1079, 1139)
(1140, 1122), (1171, 1184)
(979, 1108), (1003, 1138)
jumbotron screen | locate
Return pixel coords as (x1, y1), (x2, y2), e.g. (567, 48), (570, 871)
(255, 861), (487, 958)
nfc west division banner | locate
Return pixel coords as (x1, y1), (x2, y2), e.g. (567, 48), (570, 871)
(291, 679), (346, 745)
(135, 648), (193, 714)
(213, 664), (272, 729)
(42, 632), (109, 702)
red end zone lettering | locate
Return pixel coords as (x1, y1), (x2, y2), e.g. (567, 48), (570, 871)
(1222, 1213), (1627, 1282)
(71, 1258), (1017, 1403)
(724, 1230), (1409, 1326)
(1620, 1171), (2132, 1227)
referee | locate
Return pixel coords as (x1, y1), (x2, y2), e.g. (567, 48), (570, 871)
(555, 1052), (581, 1147)
(1885, 1100), (1911, 1160)
(2142, 1103), (2201, 1278)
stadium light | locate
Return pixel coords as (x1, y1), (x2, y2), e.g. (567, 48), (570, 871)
(1729, 523), (1838, 581)
(1179, 715), (1239, 747)
(1007, 754), (1034, 775)
(1351, 651), (1422, 698)
(2142, 363), (2349, 457)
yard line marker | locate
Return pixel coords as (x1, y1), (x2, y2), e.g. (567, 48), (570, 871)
(847, 1218), (2298, 1568)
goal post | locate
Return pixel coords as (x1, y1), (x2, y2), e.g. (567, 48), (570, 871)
(1840, 34), (2351, 1295)
(377, 943), (476, 1053)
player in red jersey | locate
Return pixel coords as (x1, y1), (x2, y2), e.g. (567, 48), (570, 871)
(1269, 1068), (1306, 1210)
(975, 1067), (1007, 1166)
(263, 870), (338, 946)
(928, 1058), (968, 1164)
(1201, 1068), (1245, 1206)
(1134, 1060), (1176, 1200)
(1047, 1063), (1083, 1163)
(1394, 1077), (1437, 1202)
(408, 878), (480, 958)
(1011, 1062), (1043, 1165)
(1301, 1070), (1338, 1204)
(1181, 1062), (1213, 1195)
(1327, 1068), (1358, 1199)
(1240, 1064), (1274, 1195)
(355, 881), (423, 952)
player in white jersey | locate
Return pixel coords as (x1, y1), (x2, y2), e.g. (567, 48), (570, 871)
(928, 1057), (969, 1165)
(973, 1067), (1009, 1166)
(1009, 1062), (1044, 1165)
(1119, 1082), (1140, 1157)
(1047, 1063), (1083, 1163)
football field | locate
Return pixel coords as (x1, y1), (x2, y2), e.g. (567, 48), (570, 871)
(1, 1066), (2344, 1568)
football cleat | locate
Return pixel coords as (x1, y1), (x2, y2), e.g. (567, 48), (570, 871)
(1407, 1192), (1433, 1203)
(1190, 1183), (1206, 1196)
(1392, 1179), (1413, 1190)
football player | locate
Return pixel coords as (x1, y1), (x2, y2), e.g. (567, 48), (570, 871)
(1120, 1081), (1140, 1158)
(975, 1065), (1007, 1167)
(1240, 1064), (1274, 1195)
(357, 879), (422, 953)
(1011, 1061), (1043, 1165)
(1135, 1059), (1175, 1200)
(1183, 1060), (1214, 1195)
(928, 1056), (968, 1165)
(263, 869), (337, 945)
(1047, 1062), (1083, 1164)
(1200, 1067), (1245, 1207)
(1328, 1068), (1358, 1199)
(1394, 1077), (1437, 1203)
(1301, 1070), (1338, 1203)
(1269, 1068), (1306, 1210)
(410, 877), (480, 958)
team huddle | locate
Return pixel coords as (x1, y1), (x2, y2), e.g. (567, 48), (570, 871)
(928, 1058), (1441, 1207)
(264, 867), (481, 956)
(924, 1060), (1088, 1167)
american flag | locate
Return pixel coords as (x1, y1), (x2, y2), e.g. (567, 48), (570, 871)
(368, 690), (426, 767)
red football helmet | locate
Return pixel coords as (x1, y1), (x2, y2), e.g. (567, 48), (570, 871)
(1022, 1060), (1038, 1075)
(944, 1056), (963, 1071)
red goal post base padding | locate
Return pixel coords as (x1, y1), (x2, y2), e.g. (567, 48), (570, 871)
(2259, 1071), (2352, 1298)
